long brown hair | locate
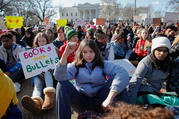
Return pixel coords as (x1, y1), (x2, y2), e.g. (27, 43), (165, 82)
(140, 28), (150, 41)
(75, 39), (104, 69)
(172, 34), (179, 46)
(33, 32), (49, 48)
(104, 102), (174, 119)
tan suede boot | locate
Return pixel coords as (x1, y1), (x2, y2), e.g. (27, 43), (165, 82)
(21, 95), (43, 114)
(42, 87), (55, 110)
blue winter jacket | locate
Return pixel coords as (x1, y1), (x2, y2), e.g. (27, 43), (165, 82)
(0, 43), (25, 73)
(54, 61), (129, 97)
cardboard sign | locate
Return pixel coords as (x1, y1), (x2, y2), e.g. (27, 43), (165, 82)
(108, 59), (136, 77)
(19, 43), (59, 79)
(96, 18), (106, 25)
(5, 16), (23, 28)
(56, 19), (67, 27)
(152, 18), (161, 26)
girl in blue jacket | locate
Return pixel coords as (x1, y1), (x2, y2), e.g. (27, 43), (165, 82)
(54, 39), (129, 119)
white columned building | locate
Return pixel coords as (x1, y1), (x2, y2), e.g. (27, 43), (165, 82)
(59, 3), (100, 22)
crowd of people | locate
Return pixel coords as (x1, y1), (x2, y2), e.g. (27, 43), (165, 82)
(0, 20), (179, 119)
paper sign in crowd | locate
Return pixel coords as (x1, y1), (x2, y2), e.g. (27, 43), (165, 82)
(5, 16), (23, 28)
(19, 43), (59, 79)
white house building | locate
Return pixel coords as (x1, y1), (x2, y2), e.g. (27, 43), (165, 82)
(59, 3), (101, 22)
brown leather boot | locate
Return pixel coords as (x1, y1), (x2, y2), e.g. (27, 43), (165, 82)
(21, 95), (43, 114)
(42, 87), (55, 110)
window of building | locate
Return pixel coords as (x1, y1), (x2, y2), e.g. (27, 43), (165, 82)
(71, 13), (73, 16)
(66, 13), (68, 16)
(76, 12), (77, 16)
(62, 13), (64, 16)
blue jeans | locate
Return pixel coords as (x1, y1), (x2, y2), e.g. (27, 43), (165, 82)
(32, 71), (53, 97)
(10, 68), (23, 83)
(56, 77), (128, 119)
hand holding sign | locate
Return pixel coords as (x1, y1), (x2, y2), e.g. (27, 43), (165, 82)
(19, 43), (59, 79)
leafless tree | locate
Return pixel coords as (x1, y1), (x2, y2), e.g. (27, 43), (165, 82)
(152, 10), (164, 18)
(0, 0), (57, 25)
(28, 0), (56, 22)
(168, 0), (179, 12)
(0, 0), (15, 17)
(0, 0), (13, 12)
(99, 0), (120, 21)
(120, 4), (134, 21)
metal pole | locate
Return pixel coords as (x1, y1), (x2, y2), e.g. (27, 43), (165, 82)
(134, 0), (136, 16)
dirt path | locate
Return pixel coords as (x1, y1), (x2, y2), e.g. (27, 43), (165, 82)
(17, 79), (78, 119)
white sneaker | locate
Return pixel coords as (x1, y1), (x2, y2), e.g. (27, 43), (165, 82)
(14, 83), (21, 93)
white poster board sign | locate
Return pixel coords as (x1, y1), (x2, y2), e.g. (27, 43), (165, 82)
(164, 12), (179, 23)
(139, 13), (147, 21)
(108, 59), (136, 77)
(145, 18), (152, 26)
(74, 18), (85, 27)
(19, 43), (59, 79)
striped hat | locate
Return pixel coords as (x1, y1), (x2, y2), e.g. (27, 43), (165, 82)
(66, 29), (78, 41)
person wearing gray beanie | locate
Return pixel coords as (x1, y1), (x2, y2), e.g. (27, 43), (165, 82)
(126, 37), (173, 105)
(151, 37), (171, 61)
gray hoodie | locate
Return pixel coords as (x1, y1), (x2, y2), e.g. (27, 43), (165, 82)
(127, 55), (169, 104)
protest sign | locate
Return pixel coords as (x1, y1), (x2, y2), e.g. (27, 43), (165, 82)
(108, 59), (136, 77)
(96, 18), (106, 25)
(19, 43), (59, 79)
(133, 16), (142, 23)
(145, 18), (152, 26)
(5, 16), (23, 28)
(152, 18), (161, 26)
(56, 19), (67, 27)
(43, 18), (49, 26)
(164, 12), (179, 23)
(74, 18), (85, 27)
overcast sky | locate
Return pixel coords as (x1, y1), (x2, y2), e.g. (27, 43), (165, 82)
(51, 0), (171, 11)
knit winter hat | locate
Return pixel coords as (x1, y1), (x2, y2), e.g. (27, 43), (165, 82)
(66, 29), (78, 41)
(87, 28), (95, 34)
(151, 37), (171, 53)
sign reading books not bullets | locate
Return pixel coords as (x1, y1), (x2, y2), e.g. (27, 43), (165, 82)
(19, 43), (59, 79)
